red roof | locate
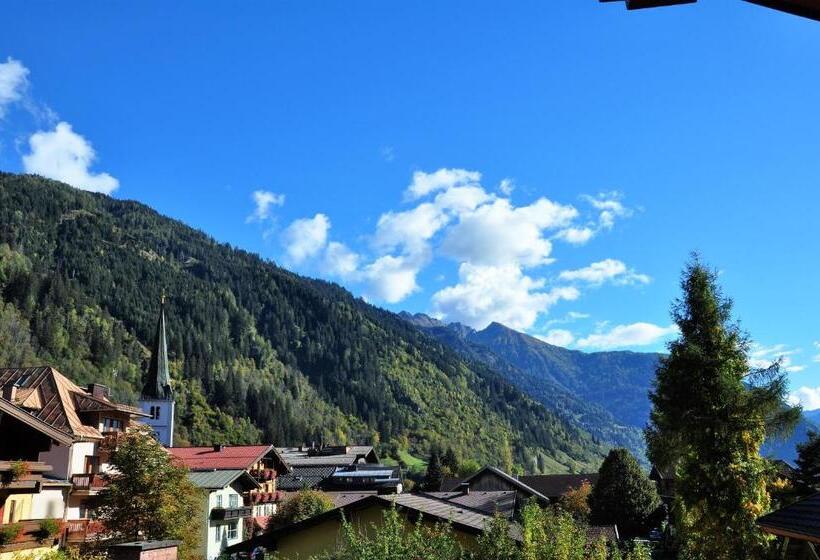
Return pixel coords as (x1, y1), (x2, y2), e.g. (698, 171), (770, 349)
(168, 445), (273, 471)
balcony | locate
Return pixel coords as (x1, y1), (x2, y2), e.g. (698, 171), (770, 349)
(0, 461), (51, 490)
(0, 519), (62, 553)
(210, 506), (252, 522)
(250, 468), (277, 482)
(71, 473), (108, 493)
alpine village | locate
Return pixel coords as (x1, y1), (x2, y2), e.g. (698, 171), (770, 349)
(3, 3), (820, 560)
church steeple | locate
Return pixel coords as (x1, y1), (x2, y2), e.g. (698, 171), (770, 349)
(142, 295), (173, 400)
(139, 294), (176, 447)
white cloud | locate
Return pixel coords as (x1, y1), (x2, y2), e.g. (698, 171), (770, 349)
(374, 202), (450, 255)
(536, 329), (575, 347)
(576, 322), (679, 350)
(556, 227), (595, 245)
(788, 387), (820, 411)
(22, 122), (119, 194)
(499, 178), (515, 196)
(749, 343), (805, 373)
(405, 168), (481, 200)
(374, 185), (492, 257)
(246, 190), (285, 223)
(432, 263), (579, 330)
(363, 254), (422, 303)
(558, 259), (651, 286)
(441, 198), (576, 267)
(583, 191), (632, 229)
(281, 213), (330, 264)
(322, 241), (360, 278)
(0, 57), (29, 118)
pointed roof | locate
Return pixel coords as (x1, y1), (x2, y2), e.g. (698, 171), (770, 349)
(142, 297), (172, 400)
(0, 366), (146, 441)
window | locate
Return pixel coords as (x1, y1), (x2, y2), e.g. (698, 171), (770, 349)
(213, 526), (222, 543)
(215, 494), (223, 508)
(154, 406), (161, 420)
(228, 494), (238, 508)
(103, 418), (123, 431)
(85, 456), (100, 474)
(148, 406), (162, 420)
(226, 522), (238, 540)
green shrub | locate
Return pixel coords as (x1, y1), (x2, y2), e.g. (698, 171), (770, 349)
(0, 523), (23, 545)
(9, 460), (30, 481)
(37, 519), (63, 542)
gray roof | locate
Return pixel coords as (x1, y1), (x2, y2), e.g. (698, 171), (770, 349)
(187, 469), (259, 490)
(277, 466), (336, 491)
(227, 492), (521, 554)
(425, 490), (517, 518)
(275, 446), (378, 467)
(758, 492), (820, 543)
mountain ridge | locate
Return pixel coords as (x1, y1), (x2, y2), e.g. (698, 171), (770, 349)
(0, 172), (605, 473)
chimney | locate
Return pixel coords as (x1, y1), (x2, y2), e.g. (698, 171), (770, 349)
(87, 383), (110, 399)
(213, 444), (224, 452)
(456, 482), (470, 495)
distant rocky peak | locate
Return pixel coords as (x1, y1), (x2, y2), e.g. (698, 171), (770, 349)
(397, 311), (445, 328)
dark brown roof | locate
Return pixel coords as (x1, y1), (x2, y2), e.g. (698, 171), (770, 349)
(758, 493), (820, 543)
(461, 466), (551, 504)
(518, 474), (599, 499)
(0, 397), (74, 445)
(0, 366), (144, 440)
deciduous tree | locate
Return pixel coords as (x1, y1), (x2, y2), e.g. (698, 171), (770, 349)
(97, 427), (202, 560)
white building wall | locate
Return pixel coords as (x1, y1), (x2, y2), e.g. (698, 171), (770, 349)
(203, 486), (246, 560)
(30, 486), (69, 520)
(138, 399), (175, 447)
(68, 441), (97, 477)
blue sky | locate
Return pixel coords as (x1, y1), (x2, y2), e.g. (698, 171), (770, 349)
(1, 2), (819, 405)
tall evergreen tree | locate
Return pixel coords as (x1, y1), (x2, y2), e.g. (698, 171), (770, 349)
(646, 257), (799, 559)
(590, 448), (660, 538)
(424, 448), (444, 491)
(796, 430), (820, 493)
(442, 447), (459, 476)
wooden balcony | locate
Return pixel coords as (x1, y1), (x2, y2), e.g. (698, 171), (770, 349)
(71, 473), (108, 493)
(210, 506), (252, 522)
(0, 519), (62, 553)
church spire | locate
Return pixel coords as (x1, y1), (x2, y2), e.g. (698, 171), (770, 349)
(142, 294), (172, 400)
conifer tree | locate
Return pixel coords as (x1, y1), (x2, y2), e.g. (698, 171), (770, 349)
(424, 448), (444, 491)
(646, 257), (799, 559)
(796, 430), (820, 493)
(589, 448), (660, 537)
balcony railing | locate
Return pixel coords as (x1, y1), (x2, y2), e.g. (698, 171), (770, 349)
(210, 506), (253, 522)
(71, 473), (108, 492)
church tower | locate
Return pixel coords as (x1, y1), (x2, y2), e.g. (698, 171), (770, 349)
(138, 296), (175, 447)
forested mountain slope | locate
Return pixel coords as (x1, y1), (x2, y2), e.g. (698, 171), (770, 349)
(0, 172), (605, 473)
(401, 315), (658, 459)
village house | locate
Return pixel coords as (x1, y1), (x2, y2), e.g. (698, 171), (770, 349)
(0, 367), (147, 551)
(168, 444), (290, 531)
(227, 492), (521, 559)
(274, 445), (395, 495)
(187, 469), (260, 560)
